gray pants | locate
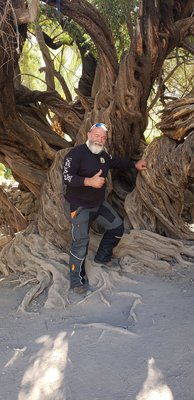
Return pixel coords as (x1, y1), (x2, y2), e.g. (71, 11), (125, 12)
(68, 201), (124, 288)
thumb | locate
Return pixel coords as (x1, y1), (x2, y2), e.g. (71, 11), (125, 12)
(95, 169), (102, 176)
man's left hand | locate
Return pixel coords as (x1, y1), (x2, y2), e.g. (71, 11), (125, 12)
(135, 159), (147, 171)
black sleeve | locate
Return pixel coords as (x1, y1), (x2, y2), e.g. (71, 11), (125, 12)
(109, 155), (136, 170)
(63, 149), (85, 187)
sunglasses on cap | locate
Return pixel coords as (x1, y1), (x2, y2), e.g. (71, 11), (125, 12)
(89, 123), (108, 132)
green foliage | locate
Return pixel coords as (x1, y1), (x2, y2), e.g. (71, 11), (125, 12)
(19, 4), (82, 97)
(0, 163), (12, 179)
(39, 4), (73, 46)
(19, 36), (47, 91)
(39, 3), (83, 96)
(144, 109), (162, 144)
(91, 0), (138, 57)
(163, 50), (194, 97)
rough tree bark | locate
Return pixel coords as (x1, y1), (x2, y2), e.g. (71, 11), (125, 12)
(0, 0), (194, 310)
(125, 97), (194, 239)
(0, 187), (27, 235)
(1, 0), (193, 197)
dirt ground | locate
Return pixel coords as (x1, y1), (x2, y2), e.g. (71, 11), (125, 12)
(0, 261), (194, 400)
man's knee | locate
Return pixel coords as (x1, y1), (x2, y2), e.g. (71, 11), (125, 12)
(70, 245), (87, 264)
(97, 201), (123, 231)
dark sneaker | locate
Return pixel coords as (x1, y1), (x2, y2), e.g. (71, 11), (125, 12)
(71, 286), (87, 294)
(68, 285), (88, 303)
(71, 286), (86, 294)
(93, 258), (120, 271)
(70, 278), (90, 293)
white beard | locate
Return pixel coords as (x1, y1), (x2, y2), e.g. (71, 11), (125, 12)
(86, 140), (104, 154)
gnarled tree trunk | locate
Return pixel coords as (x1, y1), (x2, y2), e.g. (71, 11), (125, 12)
(125, 97), (194, 239)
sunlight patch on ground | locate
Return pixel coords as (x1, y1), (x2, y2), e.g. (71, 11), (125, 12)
(136, 358), (174, 400)
(18, 332), (68, 400)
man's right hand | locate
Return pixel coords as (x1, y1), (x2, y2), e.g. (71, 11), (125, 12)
(84, 169), (105, 188)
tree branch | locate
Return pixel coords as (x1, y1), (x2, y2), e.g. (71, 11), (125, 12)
(45, 0), (118, 76)
(148, 60), (185, 112)
(15, 86), (83, 130)
(181, 39), (194, 54)
(35, 23), (55, 91)
(0, 187), (27, 233)
(42, 31), (65, 50)
(14, 0), (40, 24)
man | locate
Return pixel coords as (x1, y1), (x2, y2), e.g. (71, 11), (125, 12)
(63, 123), (147, 292)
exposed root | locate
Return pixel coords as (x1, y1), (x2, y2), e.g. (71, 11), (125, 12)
(66, 256), (123, 306)
(117, 292), (142, 323)
(74, 322), (137, 336)
(17, 283), (43, 313)
(44, 263), (69, 309)
(1, 227), (194, 311)
(76, 258), (120, 306)
(77, 258), (141, 306)
(117, 291), (142, 299)
(99, 292), (111, 307)
(114, 230), (194, 274)
(127, 298), (142, 323)
(0, 232), (70, 311)
(15, 277), (37, 288)
(85, 258), (114, 290)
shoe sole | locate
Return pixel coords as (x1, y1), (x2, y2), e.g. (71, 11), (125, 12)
(99, 263), (120, 272)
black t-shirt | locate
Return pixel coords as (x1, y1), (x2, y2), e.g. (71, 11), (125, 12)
(63, 144), (135, 209)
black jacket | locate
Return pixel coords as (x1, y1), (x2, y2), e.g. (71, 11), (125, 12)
(63, 144), (135, 208)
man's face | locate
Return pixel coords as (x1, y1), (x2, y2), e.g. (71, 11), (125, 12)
(87, 127), (107, 154)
